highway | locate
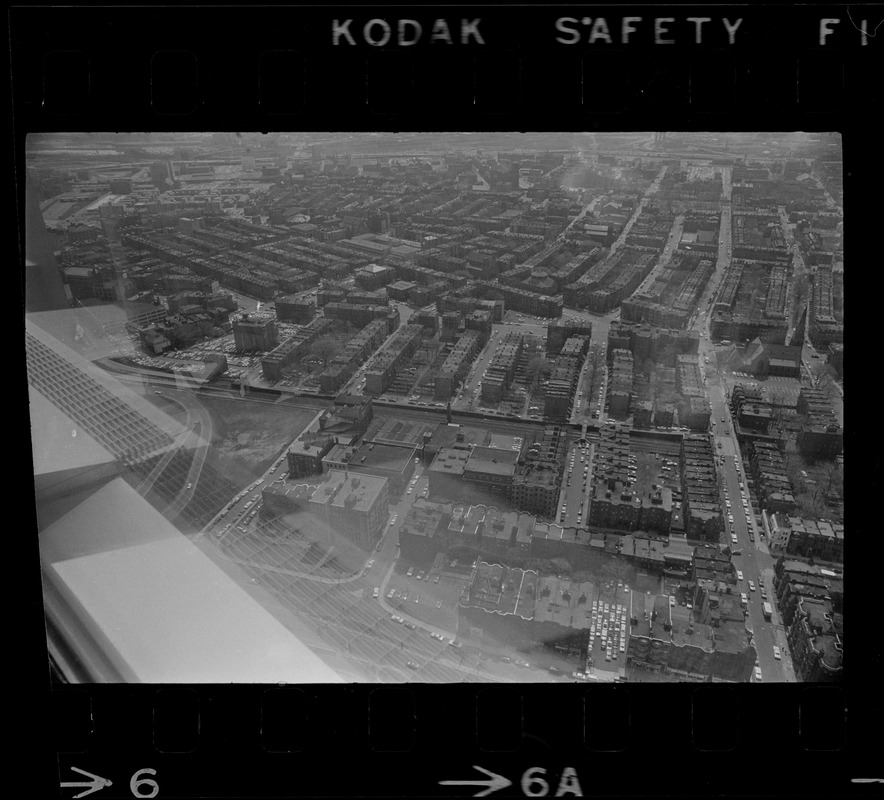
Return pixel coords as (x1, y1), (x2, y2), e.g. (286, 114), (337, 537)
(158, 388), (214, 521)
(91, 360), (218, 517)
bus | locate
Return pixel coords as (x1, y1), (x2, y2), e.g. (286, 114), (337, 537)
(762, 602), (773, 621)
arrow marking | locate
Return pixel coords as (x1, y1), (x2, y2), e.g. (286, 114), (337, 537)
(60, 766), (113, 798)
(440, 765), (512, 797)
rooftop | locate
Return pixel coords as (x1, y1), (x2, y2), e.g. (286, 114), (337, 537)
(308, 469), (387, 512)
(361, 263), (391, 274)
(465, 446), (520, 477)
(262, 481), (319, 503)
(428, 447), (470, 476)
(365, 417), (436, 447)
(348, 440), (416, 473)
(287, 410), (329, 457)
(465, 562), (537, 618)
(629, 591), (671, 642)
(427, 422), (490, 451)
(534, 575), (596, 629)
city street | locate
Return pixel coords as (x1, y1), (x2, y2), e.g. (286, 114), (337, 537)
(633, 212), (685, 296)
(694, 171), (795, 681)
(557, 440), (594, 528)
(605, 165), (668, 260)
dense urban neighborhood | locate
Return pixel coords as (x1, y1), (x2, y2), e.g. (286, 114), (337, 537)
(29, 131), (843, 684)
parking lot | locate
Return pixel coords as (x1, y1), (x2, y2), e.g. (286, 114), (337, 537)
(384, 567), (469, 631)
(722, 372), (803, 407)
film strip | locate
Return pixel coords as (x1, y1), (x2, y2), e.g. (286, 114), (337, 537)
(12, 3), (880, 799)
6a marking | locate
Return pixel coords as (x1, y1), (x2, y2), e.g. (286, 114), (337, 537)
(522, 768), (582, 797)
(440, 766), (583, 797)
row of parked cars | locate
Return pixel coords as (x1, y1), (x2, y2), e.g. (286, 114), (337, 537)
(405, 566), (440, 583)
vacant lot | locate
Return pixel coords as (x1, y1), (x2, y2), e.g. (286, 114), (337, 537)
(199, 395), (318, 480)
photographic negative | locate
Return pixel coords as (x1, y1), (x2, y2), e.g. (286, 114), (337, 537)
(27, 131), (843, 685)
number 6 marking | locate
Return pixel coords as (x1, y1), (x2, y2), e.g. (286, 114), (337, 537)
(130, 769), (159, 798)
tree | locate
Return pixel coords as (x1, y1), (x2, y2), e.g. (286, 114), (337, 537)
(819, 461), (843, 500)
(426, 336), (442, 364)
(310, 337), (342, 368)
(590, 344), (605, 373)
(767, 390), (790, 431)
(783, 452), (804, 492)
(794, 492), (826, 519)
(792, 278), (809, 329)
(526, 354), (550, 389)
(549, 557), (573, 577)
(809, 359), (829, 389)
(600, 555), (632, 587)
(657, 343), (678, 367)
(582, 368), (596, 408)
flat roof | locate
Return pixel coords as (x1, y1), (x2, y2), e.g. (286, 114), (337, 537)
(534, 576), (596, 628)
(349, 440), (415, 473)
(309, 469), (387, 512)
(446, 503), (536, 546)
(289, 411), (330, 456)
(429, 447), (470, 475)
(366, 417), (436, 446)
(466, 562), (537, 619)
(262, 481), (318, 503)
(469, 446), (520, 464)
(488, 432), (524, 450)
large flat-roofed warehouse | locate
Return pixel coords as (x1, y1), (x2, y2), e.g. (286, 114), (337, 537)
(347, 440), (417, 495)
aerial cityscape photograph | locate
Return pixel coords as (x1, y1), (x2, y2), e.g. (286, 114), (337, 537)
(26, 131), (844, 685)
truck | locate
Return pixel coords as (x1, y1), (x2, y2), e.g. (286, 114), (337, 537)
(762, 602), (773, 621)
